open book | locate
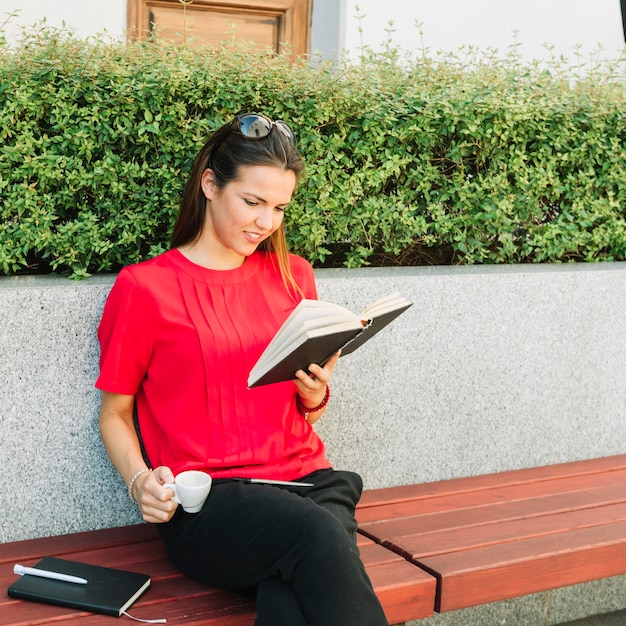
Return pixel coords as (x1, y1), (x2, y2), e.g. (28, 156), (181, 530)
(248, 292), (412, 387)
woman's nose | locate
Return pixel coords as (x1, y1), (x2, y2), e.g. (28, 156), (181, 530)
(255, 207), (273, 230)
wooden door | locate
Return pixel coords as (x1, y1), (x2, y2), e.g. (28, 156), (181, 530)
(127, 0), (312, 56)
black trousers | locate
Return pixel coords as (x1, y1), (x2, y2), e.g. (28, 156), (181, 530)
(157, 469), (389, 626)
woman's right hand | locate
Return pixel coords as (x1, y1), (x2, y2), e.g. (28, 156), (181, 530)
(134, 466), (180, 523)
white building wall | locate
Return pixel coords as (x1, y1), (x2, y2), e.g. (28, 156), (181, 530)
(342, 0), (625, 63)
(2, 0), (127, 42)
(2, 1), (625, 61)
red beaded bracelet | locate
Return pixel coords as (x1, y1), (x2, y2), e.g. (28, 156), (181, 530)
(296, 384), (330, 421)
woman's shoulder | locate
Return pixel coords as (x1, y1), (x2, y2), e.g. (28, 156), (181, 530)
(256, 251), (316, 297)
(286, 252), (314, 275)
(115, 250), (180, 289)
(286, 253), (316, 298)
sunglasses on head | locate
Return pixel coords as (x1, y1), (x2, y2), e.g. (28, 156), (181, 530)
(235, 113), (296, 145)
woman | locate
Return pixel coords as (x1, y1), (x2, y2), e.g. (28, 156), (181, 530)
(97, 113), (389, 626)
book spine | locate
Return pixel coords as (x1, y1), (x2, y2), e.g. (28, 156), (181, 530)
(8, 587), (120, 617)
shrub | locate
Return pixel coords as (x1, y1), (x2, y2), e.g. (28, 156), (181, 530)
(1, 27), (625, 277)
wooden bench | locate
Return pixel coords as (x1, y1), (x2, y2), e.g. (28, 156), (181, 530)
(357, 453), (626, 613)
(4, 454), (626, 624)
(1, 514), (436, 625)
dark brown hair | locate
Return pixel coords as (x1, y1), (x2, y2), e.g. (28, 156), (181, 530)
(171, 116), (305, 295)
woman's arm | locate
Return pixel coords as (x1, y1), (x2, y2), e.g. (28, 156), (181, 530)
(98, 391), (178, 523)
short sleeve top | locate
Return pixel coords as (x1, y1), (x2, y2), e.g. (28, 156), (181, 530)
(96, 249), (332, 480)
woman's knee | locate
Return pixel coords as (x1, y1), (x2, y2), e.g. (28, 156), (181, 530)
(282, 509), (360, 575)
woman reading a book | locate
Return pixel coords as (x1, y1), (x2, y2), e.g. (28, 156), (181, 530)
(96, 113), (389, 626)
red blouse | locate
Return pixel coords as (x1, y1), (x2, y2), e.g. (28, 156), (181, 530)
(96, 249), (332, 480)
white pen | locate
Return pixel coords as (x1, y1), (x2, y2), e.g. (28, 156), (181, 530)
(232, 477), (314, 487)
(14, 564), (88, 585)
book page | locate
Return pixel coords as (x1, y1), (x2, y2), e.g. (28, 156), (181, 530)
(360, 292), (412, 319)
(250, 318), (363, 381)
(260, 299), (358, 356)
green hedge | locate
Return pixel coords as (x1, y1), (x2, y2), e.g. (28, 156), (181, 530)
(1, 28), (626, 277)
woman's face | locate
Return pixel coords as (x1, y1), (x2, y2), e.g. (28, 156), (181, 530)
(200, 164), (296, 265)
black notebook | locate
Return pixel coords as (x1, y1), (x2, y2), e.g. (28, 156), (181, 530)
(248, 292), (413, 387)
(7, 556), (151, 617)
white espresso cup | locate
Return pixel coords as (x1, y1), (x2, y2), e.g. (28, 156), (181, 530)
(164, 470), (212, 513)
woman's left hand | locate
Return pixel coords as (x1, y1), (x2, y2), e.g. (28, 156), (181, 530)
(293, 350), (340, 424)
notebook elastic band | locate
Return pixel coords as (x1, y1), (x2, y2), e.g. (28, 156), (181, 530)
(123, 611), (167, 624)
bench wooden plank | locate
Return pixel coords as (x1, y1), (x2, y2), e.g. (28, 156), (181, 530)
(3, 588), (257, 626)
(0, 524), (158, 564)
(357, 465), (626, 523)
(418, 520), (626, 611)
(357, 454), (626, 511)
(360, 480), (626, 538)
(359, 482), (626, 551)
(374, 501), (626, 559)
(1, 524), (436, 625)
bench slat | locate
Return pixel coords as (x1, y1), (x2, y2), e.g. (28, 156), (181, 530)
(0, 524), (158, 565)
(359, 481), (626, 546)
(418, 520), (626, 611)
(357, 454), (626, 510)
(377, 501), (626, 559)
(357, 466), (626, 523)
(3, 591), (257, 626)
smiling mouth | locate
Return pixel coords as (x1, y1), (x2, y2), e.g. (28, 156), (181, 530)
(244, 231), (264, 240)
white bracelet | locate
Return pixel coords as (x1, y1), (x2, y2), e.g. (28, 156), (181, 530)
(127, 468), (151, 503)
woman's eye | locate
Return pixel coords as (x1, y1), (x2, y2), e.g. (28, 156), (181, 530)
(244, 198), (258, 206)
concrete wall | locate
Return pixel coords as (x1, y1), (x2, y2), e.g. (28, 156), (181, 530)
(2, 262), (625, 546)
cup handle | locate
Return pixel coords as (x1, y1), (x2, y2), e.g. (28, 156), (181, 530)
(163, 482), (180, 505)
